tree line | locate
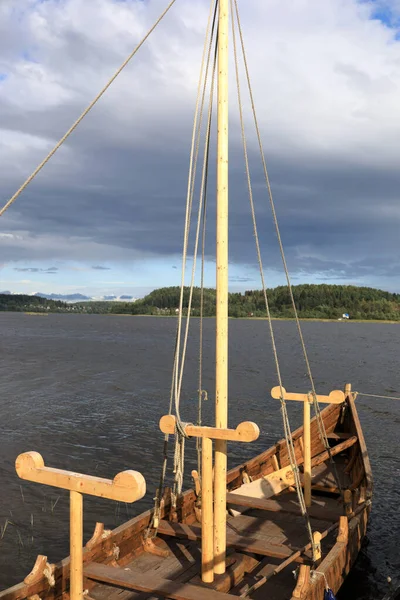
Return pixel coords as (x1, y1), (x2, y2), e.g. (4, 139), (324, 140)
(2, 284), (400, 320)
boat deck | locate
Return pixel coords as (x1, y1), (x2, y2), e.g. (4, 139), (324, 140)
(86, 492), (341, 600)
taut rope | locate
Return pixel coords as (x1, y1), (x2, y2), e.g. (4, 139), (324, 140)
(230, 0), (315, 554)
(0, 0), (177, 218)
(232, 0), (342, 500)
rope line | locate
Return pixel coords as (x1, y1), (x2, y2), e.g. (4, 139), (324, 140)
(0, 0), (177, 218)
(147, 0), (218, 536)
(232, 0), (342, 500)
(230, 0), (315, 554)
(356, 392), (400, 401)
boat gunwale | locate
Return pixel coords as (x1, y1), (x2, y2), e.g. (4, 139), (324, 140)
(0, 396), (372, 600)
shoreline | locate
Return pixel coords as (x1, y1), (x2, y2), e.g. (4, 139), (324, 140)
(13, 312), (400, 324)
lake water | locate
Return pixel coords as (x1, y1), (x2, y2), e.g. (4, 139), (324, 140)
(0, 313), (399, 597)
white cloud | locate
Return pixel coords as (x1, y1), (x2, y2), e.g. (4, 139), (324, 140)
(1, 0), (400, 291)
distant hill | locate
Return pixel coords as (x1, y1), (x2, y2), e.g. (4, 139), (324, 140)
(33, 292), (137, 303)
(2, 285), (400, 320)
(0, 294), (67, 312)
(126, 284), (400, 320)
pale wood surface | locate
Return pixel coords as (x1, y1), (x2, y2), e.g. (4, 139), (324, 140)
(70, 490), (83, 600)
(271, 387), (345, 404)
(159, 416), (259, 442)
(201, 437), (214, 583)
(16, 452), (146, 502)
(214, 0), (230, 577)
(303, 399), (312, 507)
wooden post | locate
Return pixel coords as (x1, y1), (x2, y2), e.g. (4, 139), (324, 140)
(16, 452), (146, 600)
(70, 491), (83, 600)
(215, 0), (229, 577)
(270, 386), (345, 508)
(344, 383), (352, 397)
(159, 416), (259, 582)
(202, 437), (214, 583)
(303, 397), (312, 507)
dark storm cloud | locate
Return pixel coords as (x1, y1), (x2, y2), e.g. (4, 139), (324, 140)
(1, 0), (400, 289)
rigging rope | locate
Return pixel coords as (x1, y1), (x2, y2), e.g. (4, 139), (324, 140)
(232, 0), (343, 500)
(0, 0), (177, 218)
(147, 0), (218, 535)
(230, 0), (315, 554)
(355, 391), (400, 401)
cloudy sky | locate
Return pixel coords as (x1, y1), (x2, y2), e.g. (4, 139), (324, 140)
(1, 0), (400, 298)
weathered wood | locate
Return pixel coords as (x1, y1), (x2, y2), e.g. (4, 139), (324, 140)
(83, 562), (234, 600)
(23, 556), (48, 585)
(226, 493), (339, 522)
(157, 520), (296, 559)
(159, 416), (259, 443)
(310, 436), (357, 469)
(292, 565), (310, 599)
(16, 452), (146, 502)
(271, 387), (345, 405)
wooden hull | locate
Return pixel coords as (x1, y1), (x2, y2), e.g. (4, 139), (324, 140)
(0, 391), (372, 600)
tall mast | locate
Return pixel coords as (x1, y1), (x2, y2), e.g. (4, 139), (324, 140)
(214, 0), (229, 576)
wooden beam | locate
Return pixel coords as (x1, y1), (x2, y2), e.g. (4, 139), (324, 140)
(226, 493), (339, 522)
(83, 562), (234, 600)
(157, 520), (296, 559)
(310, 436), (357, 469)
(202, 437), (214, 583)
(271, 387), (345, 405)
(159, 416), (259, 442)
(16, 452), (146, 502)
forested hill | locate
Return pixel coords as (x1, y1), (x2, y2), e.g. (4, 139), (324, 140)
(2, 285), (400, 320)
(0, 294), (66, 312)
(126, 284), (400, 320)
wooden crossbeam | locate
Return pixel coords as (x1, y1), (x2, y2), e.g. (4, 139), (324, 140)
(270, 385), (346, 507)
(225, 493), (339, 522)
(16, 452), (146, 600)
(84, 562), (234, 600)
(271, 387), (345, 405)
(16, 452), (145, 502)
(159, 416), (259, 442)
(159, 415), (259, 583)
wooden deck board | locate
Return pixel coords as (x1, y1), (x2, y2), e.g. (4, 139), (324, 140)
(157, 520), (297, 559)
(84, 563), (236, 600)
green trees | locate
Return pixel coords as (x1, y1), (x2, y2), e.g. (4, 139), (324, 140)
(120, 284), (400, 321)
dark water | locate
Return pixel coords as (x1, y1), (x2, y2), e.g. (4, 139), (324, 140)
(0, 314), (399, 597)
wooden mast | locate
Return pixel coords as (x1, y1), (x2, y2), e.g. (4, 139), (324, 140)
(214, 0), (229, 576)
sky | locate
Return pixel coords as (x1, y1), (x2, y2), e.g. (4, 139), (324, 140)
(1, 0), (400, 298)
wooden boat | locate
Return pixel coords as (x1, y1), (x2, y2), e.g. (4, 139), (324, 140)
(0, 0), (373, 599)
(0, 389), (372, 600)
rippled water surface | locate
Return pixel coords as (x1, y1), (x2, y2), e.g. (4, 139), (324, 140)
(0, 313), (399, 596)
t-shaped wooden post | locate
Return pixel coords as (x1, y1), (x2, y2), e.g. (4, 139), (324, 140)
(16, 452), (146, 600)
(271, 386), (345, 506)
(159, 416), (259, 583)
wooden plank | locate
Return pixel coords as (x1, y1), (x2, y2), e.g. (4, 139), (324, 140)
(159, 416), (259, 443)
(84, 563), (234, 600)
(271, 387), (345, 404)
(156, 521), (295, 559)
(347, 396), (373, 493)
(225, 494), (338, 522)
(310, 436), (357, 469)
(16, 452), (146, 502)
(326, 432), (352, 440)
